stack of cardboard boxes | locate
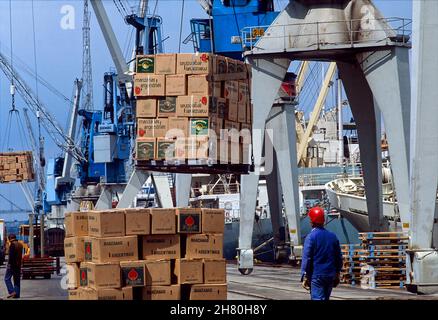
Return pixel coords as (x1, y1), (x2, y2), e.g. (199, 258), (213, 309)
(0, 151), (35, 183)
(65, 207), (226, 300)
(134, 53), (252, 164)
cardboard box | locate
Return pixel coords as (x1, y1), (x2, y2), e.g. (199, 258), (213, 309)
(242, 142), (251, 164)
(87, 210), (125, 238)
(229, 141), (242, 164)
(125, 208), (150, 235)
(142, 285), (181, 300)
(204, 259), (227, 284)
(142, 234), (180, 260)
(189, 118), (210, 137)
(150, 208), (176, 234)
(189, 284), (227, 300)
(68, 289), (82, 300)
(158, 97), (177, 117)
(136, 138), (156, 160)
(64, 236), (85, 263)
(85, 262), (121, 289)
(186, 234), (223, 259)
(211, 117), (224, 139)
(224, 81), (239, 102)
(188, 75), (221, 96)
(155, 53), (176, 75)
(145, 259), (171, 285)
(175, 137), (209, 160)
(177, 53), (212, 74)
(167, 117), (189, 138)
(120, 260), (147, 287)
(237, 102), (247, 123)
(136, 99), (157, 118)
(79, 263), (88, 286)
(177, 208), (202, 233)
(227, 100), (238, 122)
(247, 102), (253, 124)
(66, 263), (80, 289)
(166, 74), (186, 96)
(65, 212), (88, 237)
(85, 287), (133, 300)
(136, 55), (155, 73)
(176, 95), (217, 117)
(213, 55), (228, 74)
(224, 120), (241, 142)
(156, 138), (176, 160)
(86, 236), (138, 263)
(174, 259), (203, 284)
(201, 209), (224, 234)
(137, 118), (169, 138)
(227, 58), (237, 73)
(238, 81), (249, 104)
(134, 74), (165, 97)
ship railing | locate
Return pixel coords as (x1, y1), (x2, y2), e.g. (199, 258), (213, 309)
(191, 182), (241, 197)
(298, 165), (363, 187)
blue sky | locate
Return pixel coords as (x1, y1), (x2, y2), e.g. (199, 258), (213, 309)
(0, 0), (413, 217)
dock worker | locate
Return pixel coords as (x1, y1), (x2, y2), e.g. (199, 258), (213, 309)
(301, 207), (343, 300)
(4, 234), (23, 299)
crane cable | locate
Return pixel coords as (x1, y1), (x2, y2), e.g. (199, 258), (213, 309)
(178, 0), (186, 53)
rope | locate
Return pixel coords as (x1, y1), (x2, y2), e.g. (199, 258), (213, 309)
(178, 0), (185, 53)
(230, 0), (244, 55)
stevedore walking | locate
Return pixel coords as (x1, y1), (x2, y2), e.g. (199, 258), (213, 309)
(301, 207), (343, 300)
(4, 234), (23, 298)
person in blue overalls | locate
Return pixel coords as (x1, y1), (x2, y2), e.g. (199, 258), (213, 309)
(301, 207), (343, 300)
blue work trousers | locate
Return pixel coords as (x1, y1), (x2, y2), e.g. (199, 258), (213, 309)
(5, 266), (21, 298)
(310, 275), (334, 300)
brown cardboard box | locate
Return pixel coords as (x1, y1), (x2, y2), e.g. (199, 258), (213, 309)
(79, 263), (88, 286)
(85, 262), (121, 289)
(125, 208), (150, 235)
(167, 117), (189, 138)
(229, 141), (241, 164)
(155, 53), (176, 75)
(156, 138), (176, 160)
(177, 53), (212, 74)
(166, 74), (187, 96)
(137, 118), (169, 138)
(247, 102), (252, 124)
(136, 99), (157, 118)
(227, 58), (237, 73)
(207, 139), (229, 164)
(142, 234), (180, 260)
(177, 208), (202, 233)
(189, 118), (210, 137)
(158, 97), (177, 117)
(136, 55), (155, 73)
(213, 55), (228, 74)
(188, 75), (221, 96)
(186, 234), (223, 259)
(174, 259), (203, 284)
(176, 95), (216, 117)
(134, 74), (165, 97)
(175, 137), (209, 160)
(66, 263), (80, 289)
(64, 236), (85, 263)
(150, 208), (176, 234)
(136, 138), (156, 160)
(122, 287), (134, 300)
(65, 212), (88, 237)
(204, 259), (227, 284)
(237, 102), (247, 123)
(224, 120), (241, 142)
(68, 289), (82, 300)
(242, 142), (251, 165)
(145, 259), (171, 285)
(87, 210), (125, 237)
(142, 285), (181, 300)
(86, 236), (138, 263)
(189, 284), (227, 300)
(85, 287), (132, 300)
(227, 100), (238, 122)
(211, 117), (224, 139)
(224, 81), (239, 102)
(201, 209), (224, 234)
(120, 260), (147, 287)
(238, 81), (249, 104)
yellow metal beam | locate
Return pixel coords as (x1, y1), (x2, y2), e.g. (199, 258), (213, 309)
(295, 61), (309, 95)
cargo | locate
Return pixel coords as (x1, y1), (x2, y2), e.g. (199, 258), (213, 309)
(136, 55), (155, 73)
(136, 138), (156, 160)
(0, 152), (35, 183)
(150, 208), (176, 234)
(120, 260), (146, 287)
(176, 95), (218, 117)
(134, 74), (165, 97)
(145, 259), (171, 285)
(142, 285), (181, 300)
(237, 102), (247, 123)
(213, 55), (228, 74)
(187, 75), (221, 96)
(156, 138), (176, 160)
(68, 289), (82, 300)
(175, 137), (209, 160)
(158, 97), (177, 117)
(64, 212), (88, 237)
(79, 263), (88, 286)
(64, 236), (85, 263)
(85, 236), (138, 263)
(177, 53), (213, 74)
(185, 234), (223, 259)
(238, 81), (249, 104)
(188, 284), (227, 300)
(142, 234), (180, 260)
(173, 259), (203, 284)
(189, 118), (210, 137)
(136, 99), (157, 118)
(165, 74), (186, 96)
(211, 117), (224, 139)
(66, 263), (80, 289)
(229, 141), (242, 164)
(155, 53), (177, 75)
(203, 259), (227, 284)
(201, 209), (225, 234)
(125, 208), (150, 235)
(87, 210), (125, 238)
(226, 100), (238, 122)
(167, 117), (189, 138)
(84, 287), (133, 300)
(224, 81), (239, 102)
(177, 208), (202, 233)
(137, 118), (169, 138)
(84, 262), (121, 289)
(247, 102), (252, 124)
(224, 120), (241, 142)
(242, 142), (251, 165)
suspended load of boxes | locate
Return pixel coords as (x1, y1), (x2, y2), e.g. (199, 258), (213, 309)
(0, 151), (35, 183)
(64, 207), (227, 300)
(134, 53), (253, 174)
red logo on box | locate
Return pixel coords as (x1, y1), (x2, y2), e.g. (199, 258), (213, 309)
(128, 268), (139, 281)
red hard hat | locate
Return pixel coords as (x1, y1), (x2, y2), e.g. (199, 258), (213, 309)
(309, 207), (325, 225)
